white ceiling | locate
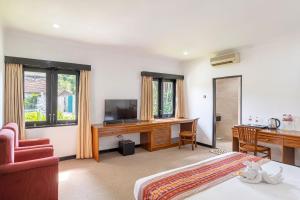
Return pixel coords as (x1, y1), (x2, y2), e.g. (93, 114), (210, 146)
(1, 0), (300, 60)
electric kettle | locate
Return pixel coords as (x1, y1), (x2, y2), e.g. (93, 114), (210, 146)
(268, 118), (281, 129)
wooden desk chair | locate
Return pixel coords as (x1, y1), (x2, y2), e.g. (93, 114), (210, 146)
(238, 126), (271, 159)
(179, 118), (199, 150)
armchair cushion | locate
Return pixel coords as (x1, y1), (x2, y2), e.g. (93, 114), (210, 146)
(14, 147), (54, 162)
(19, 138), (50, 146)
(15, 144), (53, 151)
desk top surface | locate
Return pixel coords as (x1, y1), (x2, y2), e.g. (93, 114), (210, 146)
(92, 118), (194, 129)
(259, 129), (300, 137)
(234, 125), (300, 138)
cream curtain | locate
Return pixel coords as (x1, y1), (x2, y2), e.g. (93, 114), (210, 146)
(175, 79), (185, 118)
(76, 70), (93, 159)
(4, 64), (25, 140)
(140, 76), (153, 121)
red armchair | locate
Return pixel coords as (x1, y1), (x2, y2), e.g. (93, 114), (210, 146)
(3, 123), (53, 150)
(0, 129), (59, 200)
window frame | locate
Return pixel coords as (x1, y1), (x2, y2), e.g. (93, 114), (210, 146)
(23, 67), (51, 128)
(53, 70), (80, 125)
(153, 78), (176, 119)
(24, 67), (79, 128)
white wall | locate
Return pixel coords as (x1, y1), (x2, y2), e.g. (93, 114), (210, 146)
(0, 24), (4, 127)
(4, 29), (182, 157)
(182, 34), (300, 164)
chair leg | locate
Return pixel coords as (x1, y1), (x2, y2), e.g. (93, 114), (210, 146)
(268, 149), (271, 159)
(179, 137), (181, 149)
(192, 140), (194, 151)
(195, 136), (197, 148)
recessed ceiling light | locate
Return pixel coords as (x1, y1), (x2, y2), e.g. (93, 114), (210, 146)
(53, 24), (60, 29)
(183, 51), (189, 56)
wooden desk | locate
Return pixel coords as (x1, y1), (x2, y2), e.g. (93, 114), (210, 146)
(232, 127), (300, 165)
(92, 118), (194, 162)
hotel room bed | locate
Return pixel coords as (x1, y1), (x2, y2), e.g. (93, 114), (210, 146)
(134, 152), (300, 200)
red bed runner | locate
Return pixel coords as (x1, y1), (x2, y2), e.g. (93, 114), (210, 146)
(139, 152), (266, 200)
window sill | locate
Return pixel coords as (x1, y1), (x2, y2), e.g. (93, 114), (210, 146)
(25, 123), (78, 129)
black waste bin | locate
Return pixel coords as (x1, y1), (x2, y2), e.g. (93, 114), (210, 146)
(118, 140), (135, 156)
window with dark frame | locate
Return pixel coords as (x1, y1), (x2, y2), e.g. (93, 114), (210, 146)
(152, 78), (176, 118)
(24, 67), (79, 128)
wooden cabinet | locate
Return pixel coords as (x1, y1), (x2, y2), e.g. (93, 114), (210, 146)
(151, 125), (171, 149)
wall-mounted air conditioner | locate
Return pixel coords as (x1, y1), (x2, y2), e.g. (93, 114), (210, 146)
(210, 52), (240, 66)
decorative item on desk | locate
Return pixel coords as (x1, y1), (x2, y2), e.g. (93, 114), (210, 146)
(255, 116), (260, 125)
(282, 114), (295, 130)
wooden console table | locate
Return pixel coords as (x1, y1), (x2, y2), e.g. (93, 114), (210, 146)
(91, 118), (194, 162)
(232, 126), (300, 165)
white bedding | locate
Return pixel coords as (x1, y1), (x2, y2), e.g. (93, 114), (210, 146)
(134, 152), (300, 200)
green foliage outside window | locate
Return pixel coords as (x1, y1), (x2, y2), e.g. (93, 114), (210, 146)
(24, 93), (40, 110)
(58, 74), (76, 94)
(58, 111), (76, 120)
(25, 112), (46, 122)
(152, 80), (174, 117)
(25, 111), (75, 122)
(162, 82), (173, 115)
(153, 81), (159, 116)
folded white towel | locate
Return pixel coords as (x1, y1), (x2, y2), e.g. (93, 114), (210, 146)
(238, 161), (283, 184)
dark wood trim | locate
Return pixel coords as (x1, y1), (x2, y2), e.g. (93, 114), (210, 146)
(59, 144), (142, 161)
(197, 142), (213, 148)
(5, 56), (91, 71)
(141, 71), (184, 80)
(59, 155), (76, 161)
(212, 75), (242, 148)
(25, 123), (78, 129)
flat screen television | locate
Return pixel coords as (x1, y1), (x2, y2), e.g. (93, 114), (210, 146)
(104, 99), (137, 123)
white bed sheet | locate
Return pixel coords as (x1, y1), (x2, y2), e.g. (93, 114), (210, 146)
(134, 152), (300, 200)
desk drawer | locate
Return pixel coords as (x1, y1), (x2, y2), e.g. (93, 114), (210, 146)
(257, 133), (283, 145)
(100, 127), (128, 136)
(128, 125), (152, 133)
(284, 137), (300, 148)
(152, 126), (171, 147)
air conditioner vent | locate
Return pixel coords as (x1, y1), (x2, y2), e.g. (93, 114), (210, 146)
(210, 52), (240, 66)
